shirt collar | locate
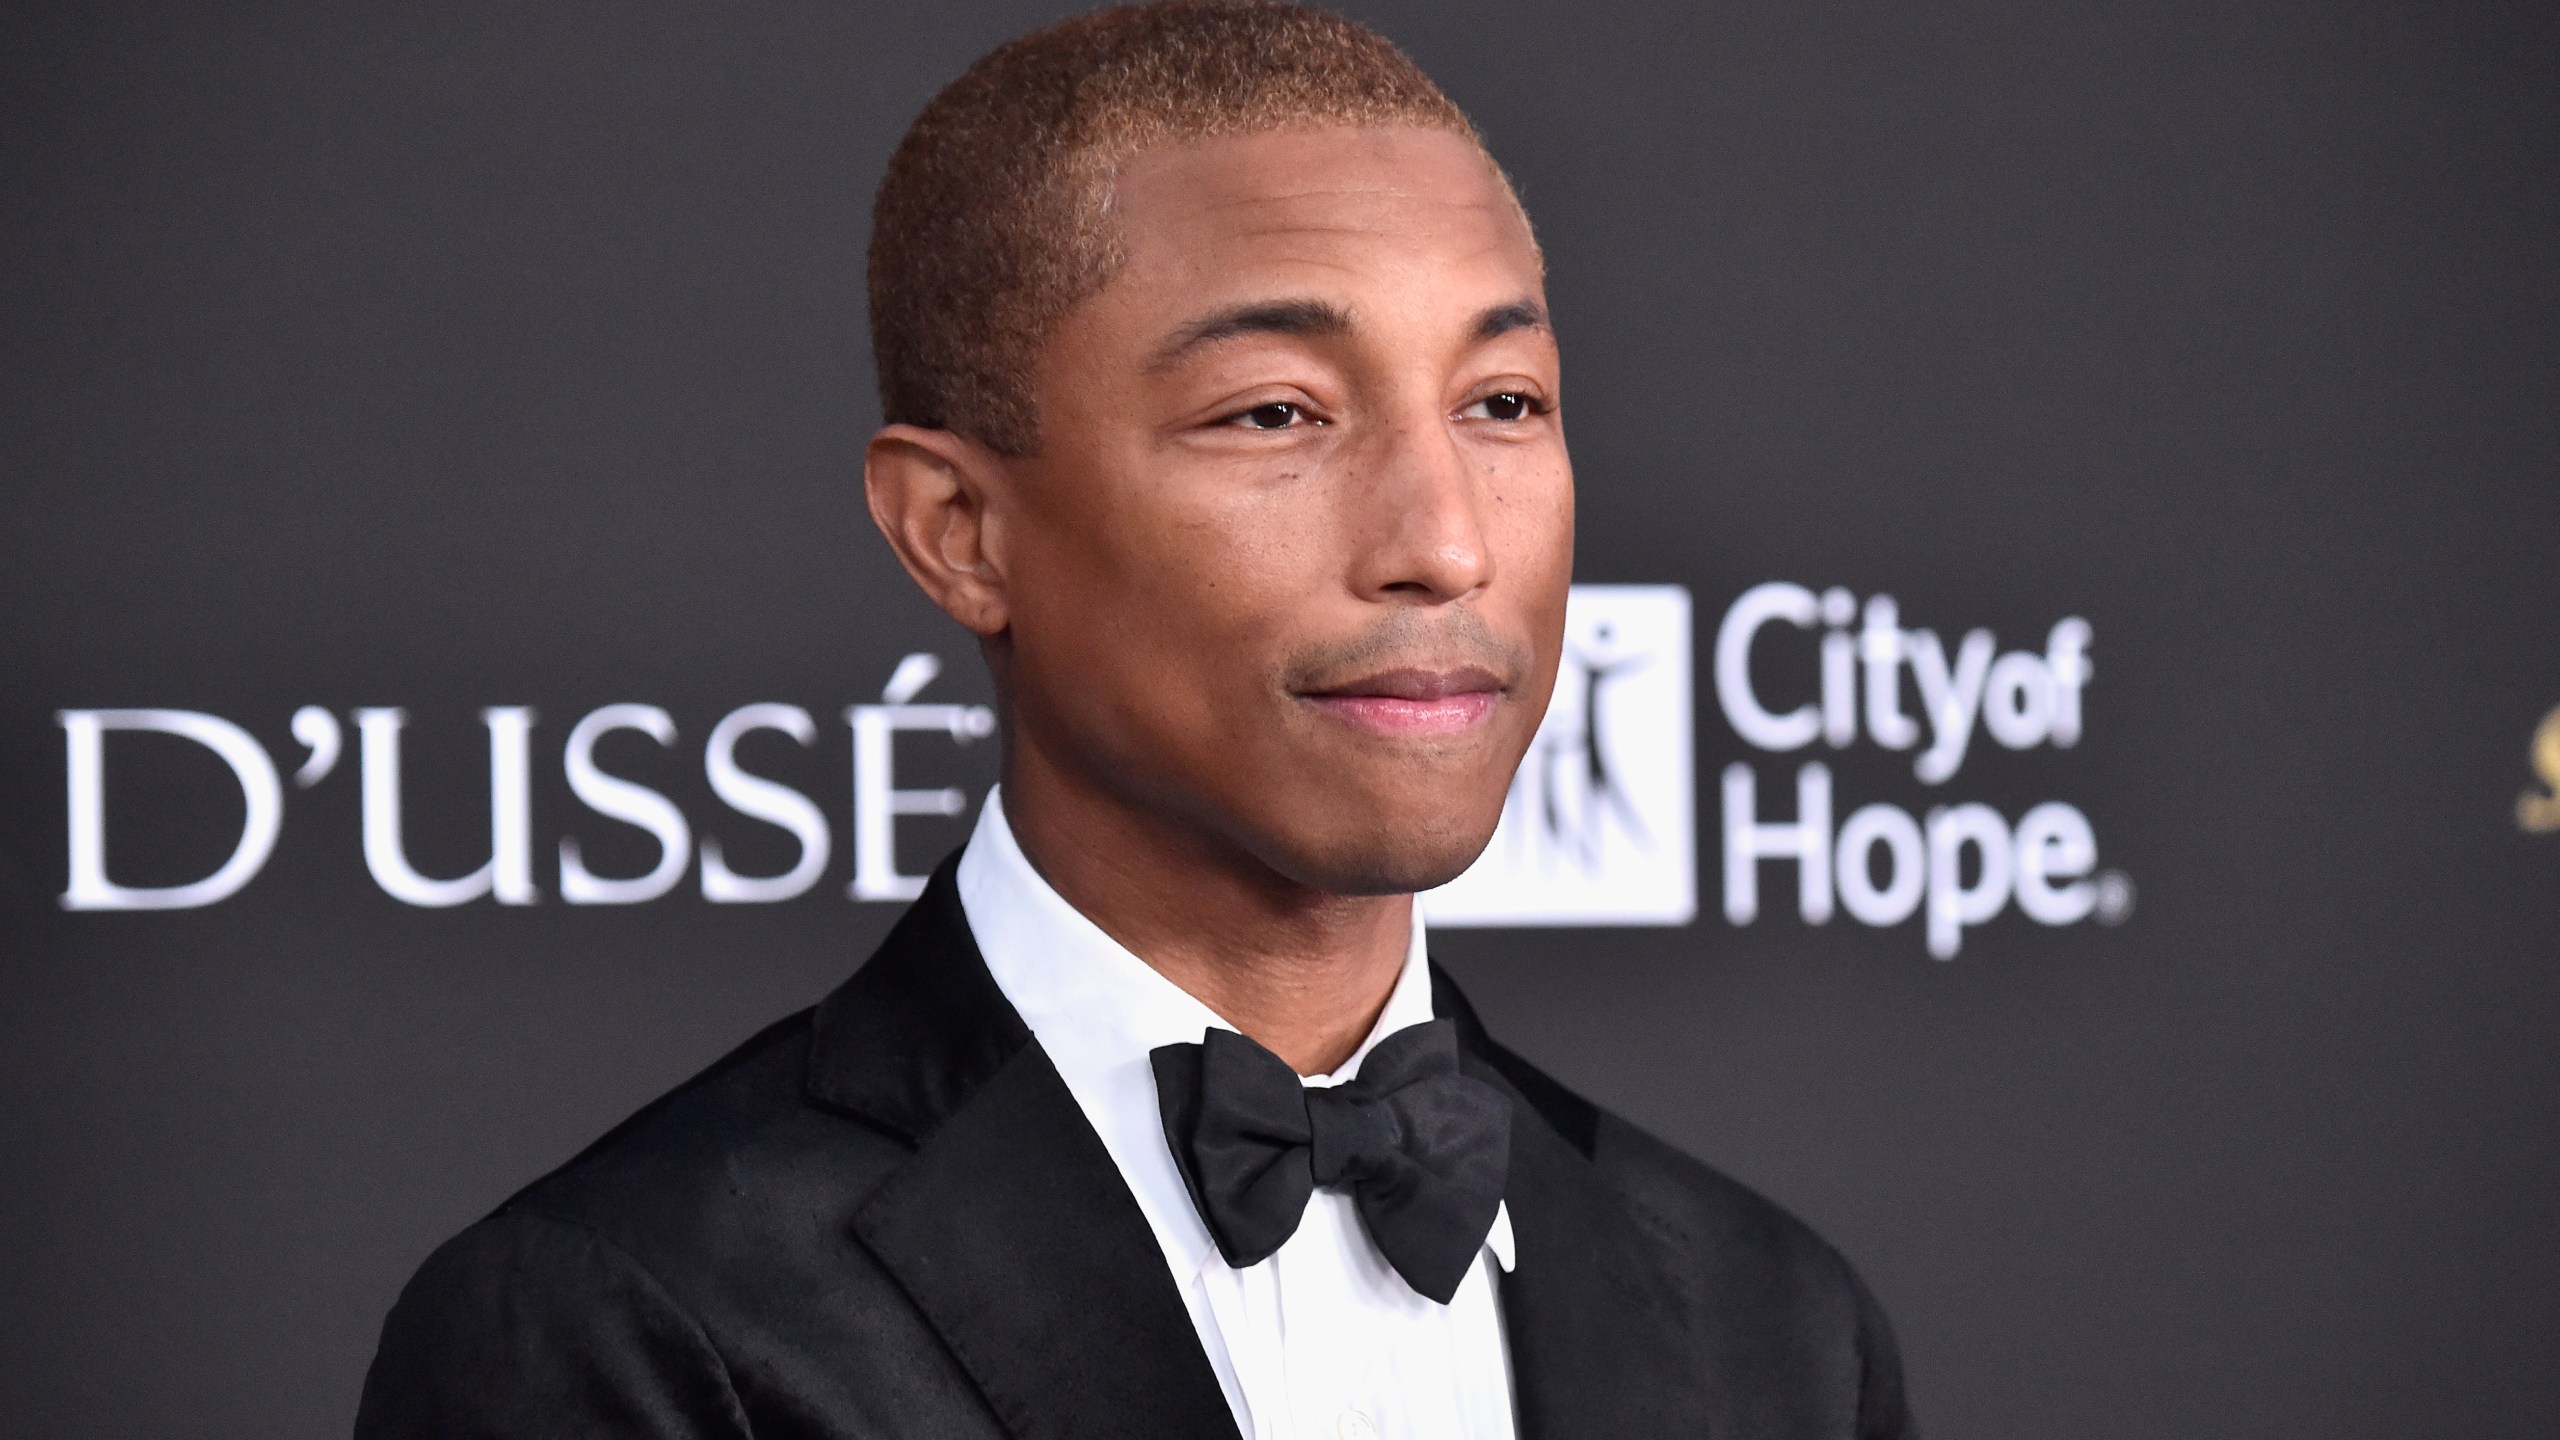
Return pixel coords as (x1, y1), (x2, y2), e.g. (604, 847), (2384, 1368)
(957, 788), (1512, 1279)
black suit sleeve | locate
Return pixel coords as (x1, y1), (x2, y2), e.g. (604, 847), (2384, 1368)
(354, 1209), (750, 1440)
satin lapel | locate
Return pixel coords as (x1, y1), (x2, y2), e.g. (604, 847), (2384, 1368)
(809, 857), (1239, 1440)
(1435, 966), (1715, 1440)
(851, 1041), (1239, 1440)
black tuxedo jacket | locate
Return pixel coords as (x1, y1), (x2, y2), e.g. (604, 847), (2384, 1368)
(357, 858), (1916, 1439)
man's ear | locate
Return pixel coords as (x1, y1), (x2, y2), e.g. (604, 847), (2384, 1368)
(864, 424), (1014, 637)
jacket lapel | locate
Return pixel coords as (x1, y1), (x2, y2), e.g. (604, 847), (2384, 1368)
(807, 858), (1240, 1440)
(1436, 966), (1716, 1440)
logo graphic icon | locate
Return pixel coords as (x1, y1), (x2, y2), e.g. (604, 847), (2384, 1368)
(1424, 585), (1696, 927)
(2519, 705), (2560, 835)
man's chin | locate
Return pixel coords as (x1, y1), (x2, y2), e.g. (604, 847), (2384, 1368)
(1263, 810), (1505, 898)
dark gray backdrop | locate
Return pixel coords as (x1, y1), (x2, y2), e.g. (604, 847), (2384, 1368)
(4, 1), (2556, 1435)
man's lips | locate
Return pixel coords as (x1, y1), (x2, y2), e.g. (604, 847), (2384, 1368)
(1300, 666), (1506, 737)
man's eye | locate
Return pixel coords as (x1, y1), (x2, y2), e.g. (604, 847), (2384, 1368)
(1234, 402), (1304, 430)
(1469, 392), (1535, 422)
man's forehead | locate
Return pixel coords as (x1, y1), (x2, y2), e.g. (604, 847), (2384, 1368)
(1108, 126), (1534, 262)
(1093, 128), (1544, 355)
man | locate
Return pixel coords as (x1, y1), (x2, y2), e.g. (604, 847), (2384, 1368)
(357, 4), (1917, 1437)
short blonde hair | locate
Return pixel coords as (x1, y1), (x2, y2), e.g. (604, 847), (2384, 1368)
(868, 1), (1494, 454)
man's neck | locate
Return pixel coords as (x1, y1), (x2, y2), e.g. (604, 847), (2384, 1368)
(998, 764), (1411, 1077)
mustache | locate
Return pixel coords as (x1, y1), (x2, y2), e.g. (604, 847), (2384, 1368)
(1281, 608), (1533, 697)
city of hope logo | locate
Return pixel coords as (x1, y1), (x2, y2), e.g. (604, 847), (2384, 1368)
(1423, 585), (1697, 926)
(1713, 581), (2131, 957)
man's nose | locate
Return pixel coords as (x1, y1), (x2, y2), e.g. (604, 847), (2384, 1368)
(1349, 408), (1493, 604)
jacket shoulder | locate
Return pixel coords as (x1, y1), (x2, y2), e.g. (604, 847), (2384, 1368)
(361, 949), (1008, 1436)
(1592, 1104), (1847, 1281)
(492, 1005), (910, 1285)
(1482, 1035), (1921, 1439)
(501, 857), (999, 1256)
(1466, 1020), (1831, 1266)
(357, 1205), (752, 1438)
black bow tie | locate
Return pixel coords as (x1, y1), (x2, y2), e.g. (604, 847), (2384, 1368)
(1150, 1017), (1511, 1304)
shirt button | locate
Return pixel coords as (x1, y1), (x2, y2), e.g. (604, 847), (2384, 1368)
(1336, 1411), (1379, 1440)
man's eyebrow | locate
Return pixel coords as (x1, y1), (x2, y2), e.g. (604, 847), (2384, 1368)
(1473, 299), (1550, 341)
(1146, 299), (1351, 372)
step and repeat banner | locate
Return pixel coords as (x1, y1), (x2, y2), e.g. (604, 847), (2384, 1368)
(3, 3), (2554, 1437)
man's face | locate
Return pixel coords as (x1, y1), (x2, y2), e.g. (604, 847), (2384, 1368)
(999, 124), (1572, 894)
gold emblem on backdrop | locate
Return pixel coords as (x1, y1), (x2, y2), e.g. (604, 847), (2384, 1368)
(2520, 705), (2560, 835)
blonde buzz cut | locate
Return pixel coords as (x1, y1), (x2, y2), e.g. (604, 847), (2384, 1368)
(868, 0), (1516, 455)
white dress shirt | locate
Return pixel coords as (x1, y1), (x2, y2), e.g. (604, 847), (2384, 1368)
(957, 788), (1518, 1440)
